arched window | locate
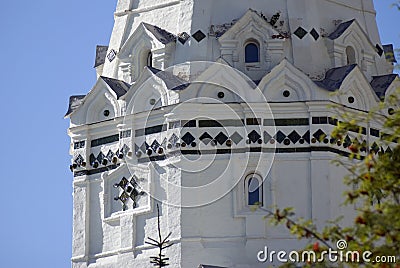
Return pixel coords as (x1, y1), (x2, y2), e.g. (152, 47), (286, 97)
(245, 174), (263, 206)
(146, 52), (153, 67)
(245, 43), (259, 63)
(346, 46), (356, 65)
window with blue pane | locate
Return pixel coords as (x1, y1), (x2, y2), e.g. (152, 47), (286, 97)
(247, 176), (262, 206)
(245, 43), (259, 63)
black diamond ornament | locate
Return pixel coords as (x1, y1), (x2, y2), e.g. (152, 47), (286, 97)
(376, 44), (384, 56)
(75, 154), (84, 165)
(310, 28), (319, 40)
(181, 132), (196, 145)
(151, 140), (161, 151)
(294, 27), (308, 39)
(89, 153), (96, 165)
(107, 49), (117, 62)
(248, 130), (261, 143)
(274, 131), (287, 144)
(178, 32), (190, 44)
(106, 150), (114, 161)
(302, 131), (310, 144)
(313, 129), (326, 141)
(215, 132), (229, 145)
(288, 131), (301, 144)
(199, 132), (213, 145)
(96, 152), (105, 163)
(192, 30), (206, 42)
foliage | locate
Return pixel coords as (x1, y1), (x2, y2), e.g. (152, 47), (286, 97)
(266, 91), (400, 267)
(146, 204), (174, 267)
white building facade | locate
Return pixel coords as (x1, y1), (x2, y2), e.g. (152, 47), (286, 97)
(66, 0), (398, 267)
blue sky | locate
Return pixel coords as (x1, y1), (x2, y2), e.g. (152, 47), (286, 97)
(0, 1), (398, 268)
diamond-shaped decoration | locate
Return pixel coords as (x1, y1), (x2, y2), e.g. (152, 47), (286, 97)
(106, 150), (114, 161)
(294, 27), (308, 39)
(140, 142), (149, 153)
(264, 131), (272, 144)
(151, 140), (160, 151)
(215, 132), (228, 145)
(182, 132), (196, 145)
(96, 152), (105, 163)
(75, 154), (84, 165)
(169, 134), (179, 146)
(130, 175), (139, 186)
(192, 30), (206, 42)
(107, 49), (117, 62)
(302, 131), (310, 144)
(121, 144), (130, 155)
(89, 153), (96, 165)
(343, 135), (352, 148)
(288, 131), (301, 144)
(178, 32), (190, 44)
(230, 132), (243, 145)
(199, 132), (213, 145)
(385, 147), (393, 154)
(274, 131), (287, 144)
(248, 130), (261, 143)
(116, 177), (129, 189)
(310, 28), (319, 41)
(376, 44), (384, 56)
(371, 142), (380, 153)
(313, 129), (326, 141)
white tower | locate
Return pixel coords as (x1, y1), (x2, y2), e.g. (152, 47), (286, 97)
(66, 1), (398, 267)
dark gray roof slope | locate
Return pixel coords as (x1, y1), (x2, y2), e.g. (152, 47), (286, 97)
(370, 74), (397, 99)
(328, 19), (355, 40)
(143, 23), (176, 44)
(383, 44), (397, 63)
(314, 64), (357, 91)
(101, 76), (130, 99)
(65, 95), (86, 117)
(147, 66), (189, 91)
(94, 45), (109, 68)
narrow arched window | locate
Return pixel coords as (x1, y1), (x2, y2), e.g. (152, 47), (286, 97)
(245, 43), (259, 63)
(146, 52), (153, 67)
(346, 46), (356, 65)
(246, 175), (263, 206)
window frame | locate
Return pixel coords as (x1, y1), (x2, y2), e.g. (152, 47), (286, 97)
(244, 41), (260, 64)
(244, 173), (263, 206)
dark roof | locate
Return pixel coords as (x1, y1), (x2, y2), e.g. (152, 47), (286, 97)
(147, 66), (189, 91)
(328, 19), (355, 40)
(101, 76), (130, 99)
(94, 45), (109, 68)
(314, 64), (357, 91)
(65, 95), (86, 117)
(383, 44), (397, 63)
(198, 265), (227, 268)
(143, 23), (176, 45)
(370, 74), (397, 99)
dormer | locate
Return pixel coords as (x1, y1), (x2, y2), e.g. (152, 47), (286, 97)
(326, 19), (392, 80)
(117, 23), (176, 83)
(218, 9), (287, 82)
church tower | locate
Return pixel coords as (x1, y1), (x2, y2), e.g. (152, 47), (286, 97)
(66, 0), (398, 267)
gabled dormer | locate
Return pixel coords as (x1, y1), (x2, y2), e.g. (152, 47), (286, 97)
(117, 23), (176, 83)
(218, 9), (287, 82)
(66, 76), (130, 126)
(326, 19), (392, 80)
